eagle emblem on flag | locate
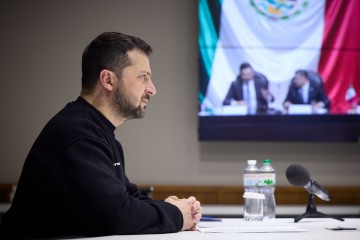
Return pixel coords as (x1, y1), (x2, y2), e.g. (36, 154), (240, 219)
(250, 0), (309, 20)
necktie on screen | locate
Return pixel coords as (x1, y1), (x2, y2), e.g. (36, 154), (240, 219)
(299, 88), (306, 103)
(244, 83), (250, 104)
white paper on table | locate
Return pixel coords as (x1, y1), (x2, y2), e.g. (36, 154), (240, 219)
(197, 226), (310, 233)
(197, 221), (310, 233)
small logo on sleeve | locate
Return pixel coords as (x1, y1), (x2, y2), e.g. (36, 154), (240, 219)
(114, 162), (121, 166)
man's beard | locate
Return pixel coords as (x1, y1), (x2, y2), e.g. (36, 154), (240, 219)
(112, 83), (148, 120)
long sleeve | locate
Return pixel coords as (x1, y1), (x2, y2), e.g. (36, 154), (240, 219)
(223, 82), (237, 105)
(0, 97), (183, 239)
(316, 87), (331, 109)
(284, 86), (296, 104)
(57, 137), (183, 236)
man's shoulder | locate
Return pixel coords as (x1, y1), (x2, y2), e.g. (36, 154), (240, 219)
(42, 99), (113, 146)
(49, 100), (92, 130)
(254, 73), (268, 84)
(309, 80), (323, 90)
(231, 77), (242, 86)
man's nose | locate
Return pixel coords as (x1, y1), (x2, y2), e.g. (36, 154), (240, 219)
(146, 80), (157, 96)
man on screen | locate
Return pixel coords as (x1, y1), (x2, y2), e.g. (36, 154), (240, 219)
(283, 69), (330, 112)
(223, 63), (274, 114)
(0, 32), (202, 239)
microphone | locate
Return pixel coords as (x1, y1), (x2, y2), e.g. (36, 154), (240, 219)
(286, 164), (330, 201)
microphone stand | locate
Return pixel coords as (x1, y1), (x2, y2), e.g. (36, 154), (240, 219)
(294, 193), (344, 223)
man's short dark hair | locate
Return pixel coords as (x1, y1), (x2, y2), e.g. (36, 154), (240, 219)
(240, 62), (252, 71)
(295, 69), (309, 79)
(81, 32), (153, 91)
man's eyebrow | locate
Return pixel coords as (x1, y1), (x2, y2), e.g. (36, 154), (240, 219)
(137, 70), (151, 77)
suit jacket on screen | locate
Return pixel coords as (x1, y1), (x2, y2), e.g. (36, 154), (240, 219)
(223, 73), (271, 112)
(284, 80), (331, 109)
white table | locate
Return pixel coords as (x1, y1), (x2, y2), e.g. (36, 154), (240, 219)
(2, 204), (360, 239)
(73, 218), (360, 240)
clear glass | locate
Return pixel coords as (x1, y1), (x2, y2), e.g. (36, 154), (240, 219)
(244, 198), (263, 221)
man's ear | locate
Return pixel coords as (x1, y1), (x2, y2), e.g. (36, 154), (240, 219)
(99, 69), (115, 91)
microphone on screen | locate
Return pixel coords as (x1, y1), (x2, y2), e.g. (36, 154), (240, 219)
(285, 164), (330, 201)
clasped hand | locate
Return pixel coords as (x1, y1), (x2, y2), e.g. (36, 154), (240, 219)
(164, 196), (202, 231)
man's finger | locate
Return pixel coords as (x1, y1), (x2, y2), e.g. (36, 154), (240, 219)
(189, 223), (197, 231)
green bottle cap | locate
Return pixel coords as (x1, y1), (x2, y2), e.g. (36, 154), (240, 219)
(263, 159), (272, 164)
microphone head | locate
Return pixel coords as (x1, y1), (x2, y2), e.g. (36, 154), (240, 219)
(286, 164), (310, 186)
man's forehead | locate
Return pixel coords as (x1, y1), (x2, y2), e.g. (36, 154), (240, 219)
(296, 74), (305, 78)
(126, 50), (151, 72)
(242, 68), (253, 73)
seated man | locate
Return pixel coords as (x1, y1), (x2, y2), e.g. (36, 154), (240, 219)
(223, 63), (274, 114)
(0, 32), (201, 239)
(283, 70), (330, 111)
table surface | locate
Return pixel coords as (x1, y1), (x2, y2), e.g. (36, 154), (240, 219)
(1, 204), (360, 239)
(73, 218), (360, 240)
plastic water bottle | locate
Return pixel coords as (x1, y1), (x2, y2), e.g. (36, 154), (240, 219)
(258, 159), (276, 220)
(243, 160), (260, 221)
(243, 160), (259, 193)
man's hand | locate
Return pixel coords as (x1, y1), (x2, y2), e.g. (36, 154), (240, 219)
(236, 100), (248, 106)
(312, 101), (325, 109)
(283, 101), (291, 110)
(261, 89), (273, 102)
(165, 196), (202, 231)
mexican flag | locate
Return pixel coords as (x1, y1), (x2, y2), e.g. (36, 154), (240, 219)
(199, 0), (360, 113)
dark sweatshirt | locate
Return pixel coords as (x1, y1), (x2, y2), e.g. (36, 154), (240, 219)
(0, 97), (183, 239)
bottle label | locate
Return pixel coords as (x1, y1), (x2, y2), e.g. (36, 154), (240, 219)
(243, 173), (258, 186)
(258, 173), (276, 186)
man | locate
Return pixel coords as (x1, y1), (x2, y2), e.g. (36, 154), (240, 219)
(223, 63), (274, 113)
(0, 32), (202, 239)
(283, 70), (330, 111)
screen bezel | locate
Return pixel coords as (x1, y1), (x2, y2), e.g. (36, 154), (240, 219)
(199, 114), (360, 142)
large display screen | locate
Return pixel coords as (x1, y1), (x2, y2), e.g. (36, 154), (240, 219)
(198, 0), (360, 141)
